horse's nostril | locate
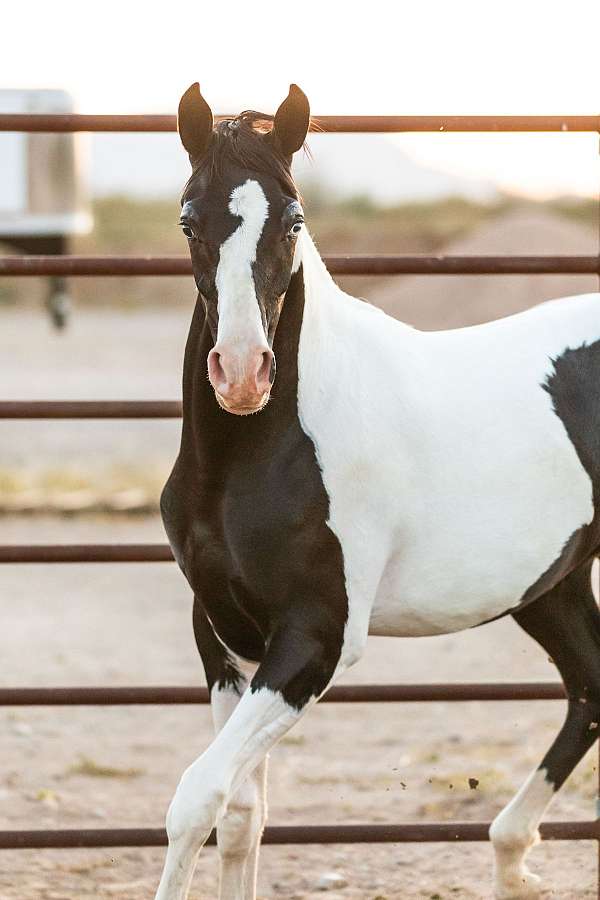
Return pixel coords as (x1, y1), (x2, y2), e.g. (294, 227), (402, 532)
(269, 354), (276, 385)
(257, 351), (274, 387)
(208, 349), (226, 386)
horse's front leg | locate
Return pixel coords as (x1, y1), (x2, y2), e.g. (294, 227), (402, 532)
(154, 608), (364, 900)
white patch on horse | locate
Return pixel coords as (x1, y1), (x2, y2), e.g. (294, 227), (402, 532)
(215, 179), (269, 354)
(490, 768), (554, 897)
(155, 685), (311, 900)
(295, 227), (597, 639)
(291, 230), (303, 274)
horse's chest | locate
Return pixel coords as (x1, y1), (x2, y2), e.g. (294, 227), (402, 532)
(178, 482), (312, 596)
(165, 421), (348, 655)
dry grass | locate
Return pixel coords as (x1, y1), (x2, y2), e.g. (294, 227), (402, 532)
(65, 755), (145, 779)
(0, 463), (168, 514)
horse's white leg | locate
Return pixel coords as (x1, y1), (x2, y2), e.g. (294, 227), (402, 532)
(216, 757), (267, 900)
(489, 768), (551, 898)
(154, 622), (364, 900)
(154, 687), (311, 900)
(212, 682), (268, 900)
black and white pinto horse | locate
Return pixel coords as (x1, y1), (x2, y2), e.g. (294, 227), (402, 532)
(156, 83), (600, 900)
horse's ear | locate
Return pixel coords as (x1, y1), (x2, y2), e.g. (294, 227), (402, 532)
(271, 84), (310, 158)
(178, 83), (214, 163)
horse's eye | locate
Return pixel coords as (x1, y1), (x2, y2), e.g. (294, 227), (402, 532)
(288, 221), (303, 238)
(181, 224), (195, 239)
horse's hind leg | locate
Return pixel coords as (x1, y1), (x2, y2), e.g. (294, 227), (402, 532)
(217, 757), (267, 900)
(212, 682), (268, 900)
(490, 561), (600, 899)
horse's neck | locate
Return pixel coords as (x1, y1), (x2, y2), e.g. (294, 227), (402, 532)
(295, 231), (425, 456)
(295, 228), (413, 373)
(293, 229), (356, 352)
(179, 228), (412, 462)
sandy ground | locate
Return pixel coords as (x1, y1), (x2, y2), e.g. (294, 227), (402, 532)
(0, 307), (186, 472)
(1, 515), (599, 899)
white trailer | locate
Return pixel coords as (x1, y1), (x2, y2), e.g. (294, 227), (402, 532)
(0, 89), (91, 327)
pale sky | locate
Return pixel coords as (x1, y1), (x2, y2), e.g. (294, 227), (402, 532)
(4, 0), (600, 198)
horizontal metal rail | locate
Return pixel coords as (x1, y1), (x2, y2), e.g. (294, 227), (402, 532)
(0, 401), (182, 419)
(1, 820), (596, 850)
(0, 544), (173, 563)
(1, 114), (599, 133)
(0, 683), (567, 705)
(0, 254), (599, 277)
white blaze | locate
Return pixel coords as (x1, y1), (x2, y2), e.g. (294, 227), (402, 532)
(215, 179), (269, 355)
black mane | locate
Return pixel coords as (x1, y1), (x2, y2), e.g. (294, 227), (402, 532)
(183, 111), (303, 200)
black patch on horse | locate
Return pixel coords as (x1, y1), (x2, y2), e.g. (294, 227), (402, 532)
(544, 340), (600, 488)
(161, 267), (349, 710)
(182, 111), (302, 205)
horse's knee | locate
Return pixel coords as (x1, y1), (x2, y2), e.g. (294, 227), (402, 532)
(166, 766), (227, 844)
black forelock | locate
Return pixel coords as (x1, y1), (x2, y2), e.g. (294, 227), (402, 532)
(182, 111), (305, 202)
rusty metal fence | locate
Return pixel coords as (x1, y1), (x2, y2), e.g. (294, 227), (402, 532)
(1, 111), (600, 890)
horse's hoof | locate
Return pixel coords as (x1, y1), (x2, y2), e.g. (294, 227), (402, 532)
(495, 869), (542, 899)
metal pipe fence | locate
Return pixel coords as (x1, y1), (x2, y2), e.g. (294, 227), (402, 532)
(0, 401), (182, 419)
(2, 110), (600, 895)
(0, 683), (569, 705)
(4, 820), (598, 851)
(1, 113), (599, 132)
(0, 254), (599, 277)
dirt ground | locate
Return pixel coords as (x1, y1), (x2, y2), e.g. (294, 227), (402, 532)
(1, 514), (599, 899)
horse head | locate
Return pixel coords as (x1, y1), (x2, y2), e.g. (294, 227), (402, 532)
(178, 82), (310, 415)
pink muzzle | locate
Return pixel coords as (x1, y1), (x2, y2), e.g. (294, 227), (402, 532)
(207, 345), (274, 415)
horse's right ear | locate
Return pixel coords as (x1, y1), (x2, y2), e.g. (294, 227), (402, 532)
(271, 84), (310, 159)
(178, 83), (214, 163)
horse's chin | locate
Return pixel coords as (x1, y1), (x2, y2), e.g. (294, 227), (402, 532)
(215, 391), (270, 416)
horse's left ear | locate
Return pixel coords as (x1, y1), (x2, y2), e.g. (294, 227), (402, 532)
(271, 84), (310, 158)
